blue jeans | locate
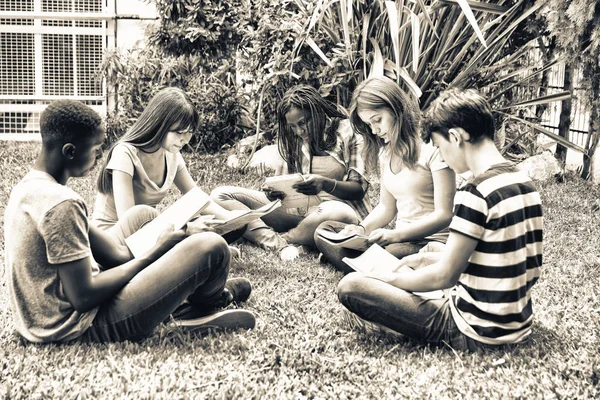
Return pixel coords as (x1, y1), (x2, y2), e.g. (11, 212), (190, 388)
(314, 220), (429, 274)
(337, 273), (493, 351)
(79, 206), (231, 343)
(211, 186), (358, 249)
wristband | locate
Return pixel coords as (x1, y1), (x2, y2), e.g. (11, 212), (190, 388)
(358, 224), (366, 233)
(326, 179), (338, 194)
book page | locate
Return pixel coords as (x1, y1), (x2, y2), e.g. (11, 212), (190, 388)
(125, 187), (210, 258)
(211, 200), (282, 234)
(342, 244), (402, 274)
(264, 174), (321, 209)
(342, 244), (445, 299)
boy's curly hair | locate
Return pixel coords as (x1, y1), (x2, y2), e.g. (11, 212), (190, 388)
(39, 100), (102, 149)
(422, 88), (495, 144)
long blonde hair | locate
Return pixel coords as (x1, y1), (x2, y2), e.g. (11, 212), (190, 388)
(349, 77), (421, 173)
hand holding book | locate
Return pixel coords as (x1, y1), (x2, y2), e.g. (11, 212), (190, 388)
(263, 174), (321, 209)
(342, 244), (444, 299)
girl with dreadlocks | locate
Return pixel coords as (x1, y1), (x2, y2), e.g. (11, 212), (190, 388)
(314, 77), (456, 273)
(211, 85), (371, 260)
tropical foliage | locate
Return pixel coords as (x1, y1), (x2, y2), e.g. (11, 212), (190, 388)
(240, 0), (582, 161)
(538, 0), (600, 179)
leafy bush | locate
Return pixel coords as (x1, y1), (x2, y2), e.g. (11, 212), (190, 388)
(239, 0), (582, 160)
(101, 0), (250, 153)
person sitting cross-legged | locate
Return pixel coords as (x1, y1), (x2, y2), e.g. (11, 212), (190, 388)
(337, 89), (543, 350)
(4, 100), (255, 344)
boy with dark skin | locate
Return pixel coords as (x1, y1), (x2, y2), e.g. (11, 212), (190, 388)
(5, 100), (254, 343)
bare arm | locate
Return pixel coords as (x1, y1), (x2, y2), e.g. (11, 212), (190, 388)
(293, 174), (366, 201)
(369, 168), (456, 246)
(57, 226), (186, 312)
(359, 182), (398, 233)
(88, 225), (132, 269)
(112, 170), (136, 219)
(370, 231), (477, 292)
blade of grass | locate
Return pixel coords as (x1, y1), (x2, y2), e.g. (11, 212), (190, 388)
(385, 1), (401, 80)
(488, 58), (560, 103)
(439, 0), (509, 15)
(415, 0), (439, 39)
(499, 112), (587, 154)
(362, 11), (371, 79)
(368, 38), (385, 78)
(340, 0), (352, 63)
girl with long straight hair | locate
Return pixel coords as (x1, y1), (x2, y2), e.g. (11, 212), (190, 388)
(315, 77), (456, 273)
(211, 85), (372, 260)
(93, 87), (247, 248)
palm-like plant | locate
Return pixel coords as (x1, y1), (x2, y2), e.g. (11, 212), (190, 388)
(289, 0), (583, 155)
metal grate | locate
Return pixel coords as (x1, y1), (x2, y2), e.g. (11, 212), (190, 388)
(0, 32), (36, 96)
(0, 0), (107, 136)
(76, 35), (104, 96)
(0, 0), (34, 11)
(42, 34), (75, 96)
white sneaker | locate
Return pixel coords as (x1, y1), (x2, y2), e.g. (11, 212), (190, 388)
(280, 245), (307, 261)
(170, 309), (256, 335)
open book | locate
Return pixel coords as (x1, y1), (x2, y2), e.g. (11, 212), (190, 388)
(264, 174), (321, 210)
(315, 228), (370, 251)
(342, 244), (444, 299)
(125, 187), (211, 258)
(208, 199), (282, 234)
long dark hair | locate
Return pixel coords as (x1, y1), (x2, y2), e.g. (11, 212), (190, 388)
(349, 77), (421, 173)
(276, 85), (347, 173)
(97, 87), (199, 194)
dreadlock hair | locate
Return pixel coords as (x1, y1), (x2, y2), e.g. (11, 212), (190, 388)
(40, 100), (102, 150)
(348, 77), (421, 174)
(97, 87), (199, 194)
(276, 85), (347, 173)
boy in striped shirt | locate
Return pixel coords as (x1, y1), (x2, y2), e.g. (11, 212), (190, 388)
(337, 88), (542, 350)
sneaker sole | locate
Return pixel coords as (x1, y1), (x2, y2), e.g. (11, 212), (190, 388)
(172, 309), (256, 334)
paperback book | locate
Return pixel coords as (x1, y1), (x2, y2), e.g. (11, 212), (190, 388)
(342, 244), (444, 299)
(125, 187), (211, 258)
(264, 174), (321, 210)
(315, 228), (370, 251)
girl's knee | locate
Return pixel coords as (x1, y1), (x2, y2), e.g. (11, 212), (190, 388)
(317, 202), (358, 224)
(126, 204), (159, 220)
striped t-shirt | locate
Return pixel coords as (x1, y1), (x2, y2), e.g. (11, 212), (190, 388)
(448, 163), (542, 345)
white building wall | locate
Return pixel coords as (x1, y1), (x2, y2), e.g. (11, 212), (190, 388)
(113, 0), (157, 50)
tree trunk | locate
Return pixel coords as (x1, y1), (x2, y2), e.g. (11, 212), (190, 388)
(555, 63), (574, 165)
(581, 106), (600, 180)
(535, 37), (555, 122)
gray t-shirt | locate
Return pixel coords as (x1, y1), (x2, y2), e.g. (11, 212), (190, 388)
(5, 169), (99, 343)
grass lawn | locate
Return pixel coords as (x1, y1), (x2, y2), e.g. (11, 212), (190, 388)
(0, 141), (599, 399)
